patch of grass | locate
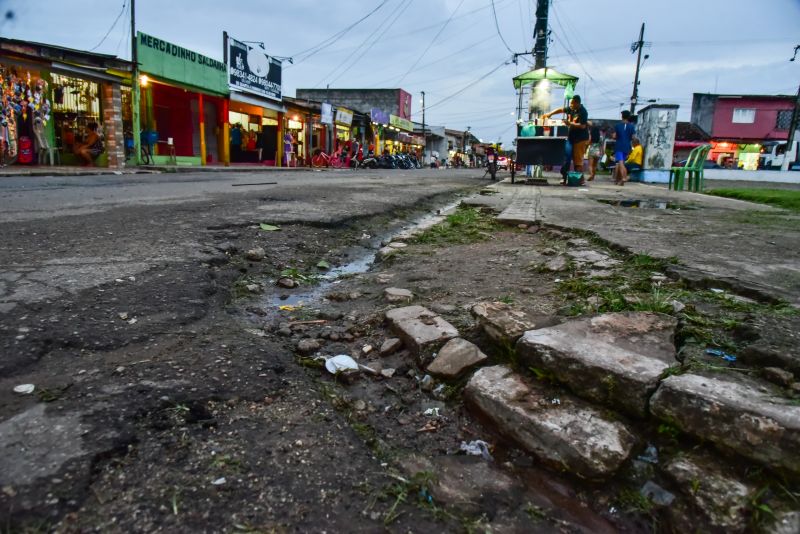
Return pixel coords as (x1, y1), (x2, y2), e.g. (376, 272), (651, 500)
(625, 253), (677, 271)
(727, 210), (800, 229)
(524, 503), (549, 522)
(295, 355), (325, 369)
(280, 266), (321, 285)
(707, 188), (800, 212)
(699, 290), (799, 317)
(747, 486), (776, 529)
(528, 366), (558, 384)
(616, 487), (654, 514)
(413, 206), (505, 245)
(383, 471), (437, 525)
(657, 421), (681, 442)
(211, 453), (243, 472)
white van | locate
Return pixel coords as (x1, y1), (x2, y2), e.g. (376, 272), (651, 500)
(759, 140), (799, 170)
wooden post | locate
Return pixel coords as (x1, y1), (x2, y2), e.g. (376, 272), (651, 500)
(198, 93), (206, 166)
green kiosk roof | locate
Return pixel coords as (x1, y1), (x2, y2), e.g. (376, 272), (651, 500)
(512, 67), (579, 90)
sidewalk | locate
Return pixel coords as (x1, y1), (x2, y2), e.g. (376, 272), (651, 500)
(0, 164), (318, 178)
(481, 174), (800, 306)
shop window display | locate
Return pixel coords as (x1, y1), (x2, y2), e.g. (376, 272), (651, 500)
(50, 73), (101, 162)
(1, 65), (51, 166)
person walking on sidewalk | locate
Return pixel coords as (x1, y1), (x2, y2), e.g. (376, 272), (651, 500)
(542, 95), (590, 184)
(612, 110), (635, 185)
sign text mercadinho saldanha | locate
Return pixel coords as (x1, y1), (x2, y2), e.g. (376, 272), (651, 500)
(139, 33), (225, 72)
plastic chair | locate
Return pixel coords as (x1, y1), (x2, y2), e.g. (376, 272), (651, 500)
(669, 144), (710, 191)
(686, 144), (712, 192)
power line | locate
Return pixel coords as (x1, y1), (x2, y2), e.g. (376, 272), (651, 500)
(114, 1), (131, 59)
(517, 0), (528, 50)
(90, 0), (127, 52)
(491, 0), (515, 55)
(424, 60), (510, 112)
(369, 36), (490, 87)
(289, 0), (390, 65)
(322, 0), (411, 87)
(396, 0), (466, 85)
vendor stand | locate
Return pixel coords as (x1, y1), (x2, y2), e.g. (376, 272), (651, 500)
(510, 67), (578, 184)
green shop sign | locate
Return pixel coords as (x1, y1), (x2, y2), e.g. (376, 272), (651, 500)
(389, 114), (413, 132)
(137, 32), (228, 95)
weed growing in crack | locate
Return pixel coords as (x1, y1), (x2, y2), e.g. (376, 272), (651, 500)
(413, 206), (506, 245)
(383, 471), (437, 525)
(280, 267), (322, 285)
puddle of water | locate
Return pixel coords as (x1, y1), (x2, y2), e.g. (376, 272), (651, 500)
(597, 198), (690, 210)
(263, 199), (462, 311)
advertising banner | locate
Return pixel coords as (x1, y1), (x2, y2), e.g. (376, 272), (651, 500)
(227, 35), (282, 101)
(389, 114), (413, 132)
(321, 103), (333, 125)
(335, 108), (353, 126)
(370, 108), (389, 125)
(137, 31), (227, 95)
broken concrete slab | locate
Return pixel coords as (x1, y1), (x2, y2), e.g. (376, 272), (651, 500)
(399, 454), (521, 515)
(663, 453), (754, 532)
(0, 404), (89, 487)
(650, 373), (800, 474)
(464, 365), (636, 479)
(384, 287), (413, 304)
(741, 343), (800, 375)
(762, 366), (795, 387)
(542, 256), (569, 272)
(385, 305), (459, 361)
(426, 338), (488, 379)
(376, 246), (400, 262)
(566, 249), (621, 269)
(516, 312), (678, 418)
(380, 337), (402, 356)
(471, 301), (548, 345)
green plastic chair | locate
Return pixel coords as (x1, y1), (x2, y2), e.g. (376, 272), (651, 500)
(687, 144), (712, 192)
(669, 144), (710, 191)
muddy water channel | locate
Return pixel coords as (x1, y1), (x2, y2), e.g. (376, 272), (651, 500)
(234, 199), (800, 533)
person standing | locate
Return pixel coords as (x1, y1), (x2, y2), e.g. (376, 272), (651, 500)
(587, 121), (602, 181)
(612, 110), (635, 185)
(542, 95), (590, 184)
(230, 123), (242, 162)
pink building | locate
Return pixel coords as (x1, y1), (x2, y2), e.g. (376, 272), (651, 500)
(691, 93), (795, 169)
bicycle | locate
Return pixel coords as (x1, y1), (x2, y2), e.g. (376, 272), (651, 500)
(311, 149), (346, 168)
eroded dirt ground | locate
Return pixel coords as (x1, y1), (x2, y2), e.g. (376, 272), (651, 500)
(2, 173), (800, 533)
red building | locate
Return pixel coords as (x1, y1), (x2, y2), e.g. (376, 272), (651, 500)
(691, 93), (795, 169)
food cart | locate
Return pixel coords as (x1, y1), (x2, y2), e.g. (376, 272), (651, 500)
(510, 68), (579, 183)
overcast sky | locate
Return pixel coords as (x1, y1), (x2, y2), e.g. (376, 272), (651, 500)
(4, 0), (798, 146)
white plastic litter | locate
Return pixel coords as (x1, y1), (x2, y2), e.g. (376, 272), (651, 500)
(211, 477), (226, 486)
(423, 407), (441, 417)
(13, 384), (35, 394)
(460, 440), (493, 460)
(325, 355), (360, 374)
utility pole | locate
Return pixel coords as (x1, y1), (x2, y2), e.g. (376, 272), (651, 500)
(421, 91), (426, 164)
(629, 22), (646, 114)
(130, 0), (140, 166)
(780, 83), (800, 171)
(533, 0), (549, 69)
